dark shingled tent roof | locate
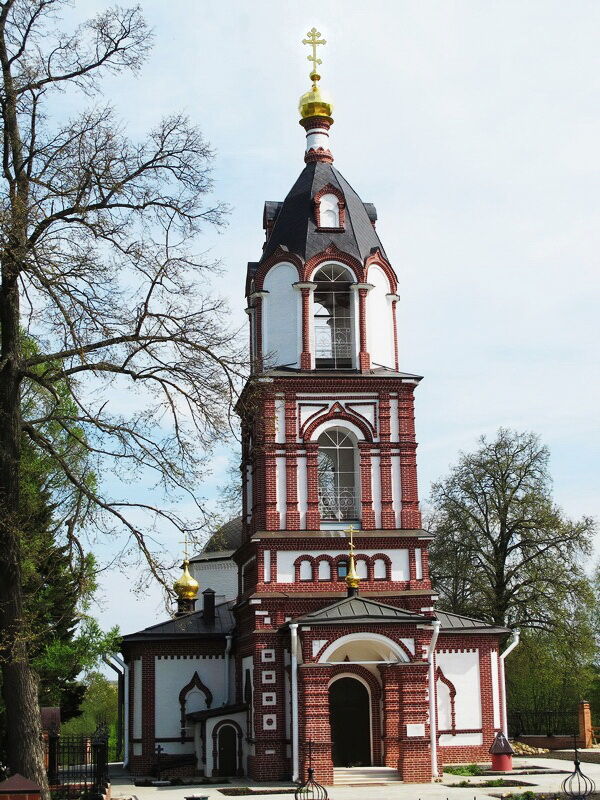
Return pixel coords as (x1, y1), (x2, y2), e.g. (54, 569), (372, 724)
(247, 161), (385, 290)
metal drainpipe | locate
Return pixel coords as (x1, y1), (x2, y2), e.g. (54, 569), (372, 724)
(290, 624), (299, 783)
(499, 629), (520, 736)
(224, 635), (233, 705)
(106, 654), (128, 766)
(426, 620), (441, 779)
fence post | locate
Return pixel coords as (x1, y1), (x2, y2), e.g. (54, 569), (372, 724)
(579, 701), (592, 748)
(47, 726), (60, 785)
(92, 725), (109, 800)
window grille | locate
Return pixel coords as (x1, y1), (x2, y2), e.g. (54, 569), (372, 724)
(313, 265), (353, 369)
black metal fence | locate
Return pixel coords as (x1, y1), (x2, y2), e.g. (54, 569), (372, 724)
(46, 725), (109, 799)
(508, 709), (579, 738)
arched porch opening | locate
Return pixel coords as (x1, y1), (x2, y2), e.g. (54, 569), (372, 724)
(328, 675), (372, 767)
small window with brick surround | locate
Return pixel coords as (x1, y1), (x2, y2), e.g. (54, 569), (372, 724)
(374, 558), (388, 580)
(299, 559), (313, 581)
(337, 559), (348, 580)
(317, 559), (331, 580)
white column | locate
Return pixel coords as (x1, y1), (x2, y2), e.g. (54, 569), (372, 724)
(290, 623), (299, 782)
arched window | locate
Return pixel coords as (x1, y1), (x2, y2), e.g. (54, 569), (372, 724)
(356, 558), (368, 580)
(337, 559), (348, 580)
(373, 558), (387, 580)
(319, 193), (340, 228)
(313, 265), (353, 369)
(318, 429), (358, 521)
(318, 559), (331, 580)
(299, 559), (313, 581)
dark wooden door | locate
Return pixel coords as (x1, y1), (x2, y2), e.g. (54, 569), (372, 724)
(329, 677), (371, 767)
(218, 725), (237, 776)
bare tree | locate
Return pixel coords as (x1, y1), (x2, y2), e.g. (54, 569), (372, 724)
(428, 429), (595, 629)
(0, 1), (243, 788)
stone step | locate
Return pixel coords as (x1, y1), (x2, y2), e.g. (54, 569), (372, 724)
(333, 767), (402, 784)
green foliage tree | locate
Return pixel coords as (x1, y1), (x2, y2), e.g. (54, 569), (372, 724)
(428, 428), (598, 715)
(428, 428), (595, 629)
(0, 1), (240, 789)
(61, 672), (118, 751)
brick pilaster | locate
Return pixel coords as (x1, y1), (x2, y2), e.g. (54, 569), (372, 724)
(359, 442), (376, 529)
(300, 287), (312, 370)
(379, 394), (395, 528)
(305, 443), (320, 529)
(284, 395), (300, 529)
(299, 666), (333, 784)
(357, 286), (371, 372)
(398, 386), (421, 528)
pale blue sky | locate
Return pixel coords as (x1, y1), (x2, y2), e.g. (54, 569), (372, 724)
(60, 0), (600, 635)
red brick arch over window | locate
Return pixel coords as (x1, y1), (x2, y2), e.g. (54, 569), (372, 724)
(364, 249), (398, 294)
(253, 247), (304, 291)
(303, 404), (374, 443)
(302, 245), (364, 283)
(313, 183), (346, 231)
(294, 555), (316, 582)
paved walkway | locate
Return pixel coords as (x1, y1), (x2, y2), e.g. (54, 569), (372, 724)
(110, 755), (600, 800)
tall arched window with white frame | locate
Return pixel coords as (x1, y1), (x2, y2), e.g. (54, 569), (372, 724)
(317, 428), (358, 521)
(313, 264), (353, 369)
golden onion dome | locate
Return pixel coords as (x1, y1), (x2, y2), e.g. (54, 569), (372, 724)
(299, 81), (334, 122)
(173, 559), (199, 600)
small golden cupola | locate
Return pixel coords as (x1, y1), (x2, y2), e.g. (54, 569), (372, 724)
(345, 525), (361, 597)
(173, 536), (199, 616)
(299, 28), (334, 164)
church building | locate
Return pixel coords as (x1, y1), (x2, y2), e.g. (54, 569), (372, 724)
(120, 30), (517, 786)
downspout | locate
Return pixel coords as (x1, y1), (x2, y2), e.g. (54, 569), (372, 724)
(224, 634), (233, 705)
(499, 629), (520, 736)
(290, 623), (299, 783)
(104, 654), (127, 766)
(426, 620), (441, 779)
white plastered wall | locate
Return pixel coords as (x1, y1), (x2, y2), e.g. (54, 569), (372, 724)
(263, 263), (299, 368)
(436, 649), (483, 746)
(154, 656), (226, 753)
(366, 265), (394, 369)
(190, 559), (237, 603)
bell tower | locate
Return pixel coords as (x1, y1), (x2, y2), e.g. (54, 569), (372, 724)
(233, 30), (435, 783)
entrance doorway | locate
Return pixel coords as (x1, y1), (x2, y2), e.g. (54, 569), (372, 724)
(217, 725), (237, 776)
(329, 677), (371, 767)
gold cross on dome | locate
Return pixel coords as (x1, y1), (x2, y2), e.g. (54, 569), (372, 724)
(179, 532), (190, 561)
(344, 524), (356, 553)
(302, 27), (326, 82)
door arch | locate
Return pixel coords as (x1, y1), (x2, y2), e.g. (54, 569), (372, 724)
(213, 722), (239, 776)
(328, 676), (371, 767)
